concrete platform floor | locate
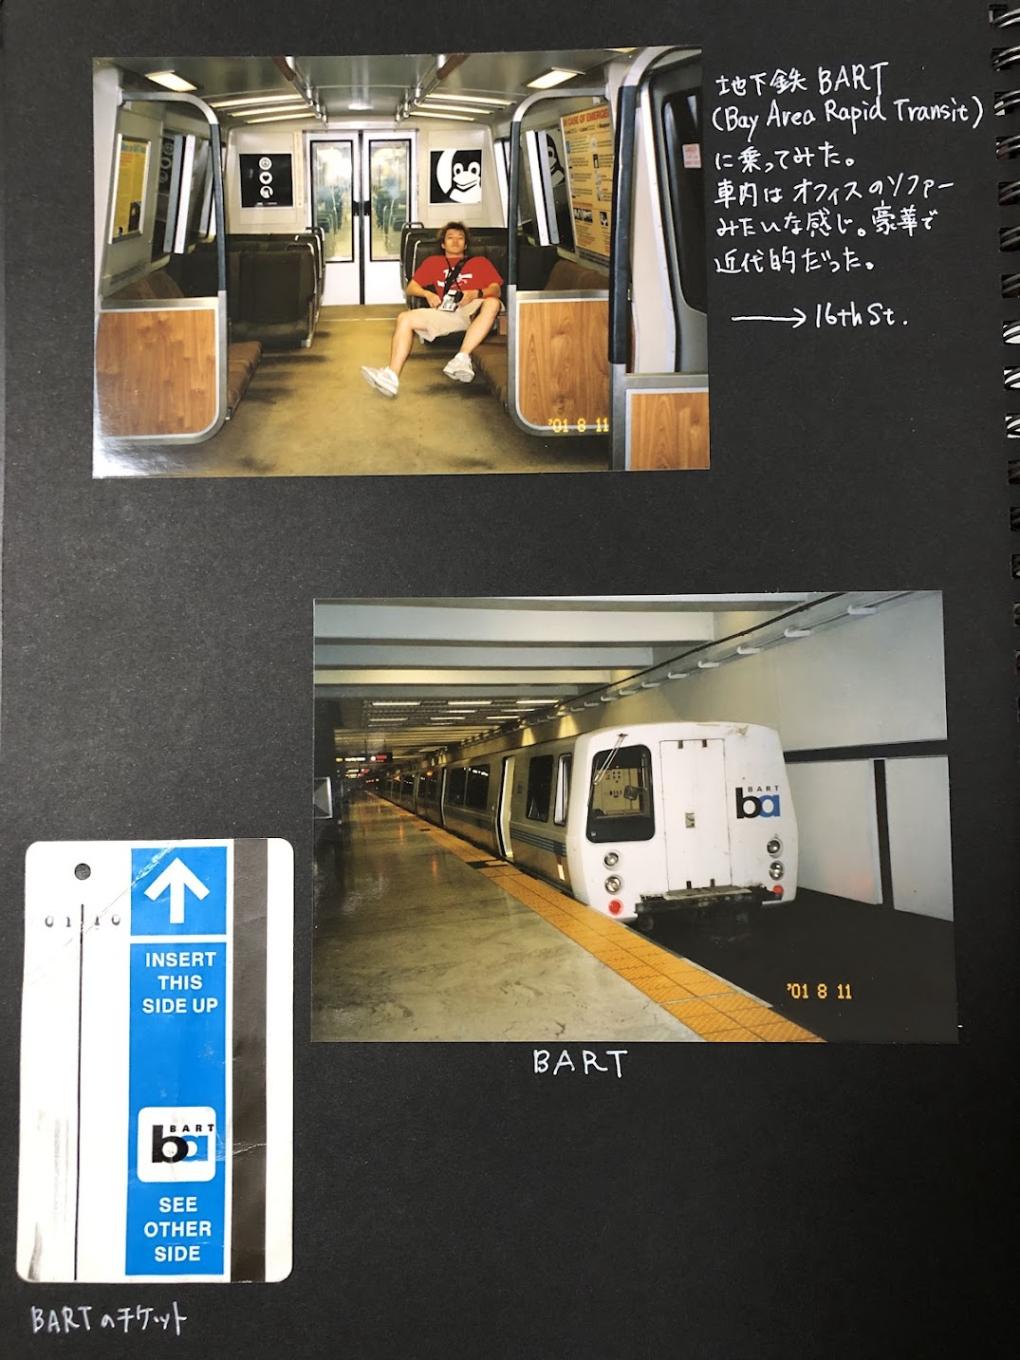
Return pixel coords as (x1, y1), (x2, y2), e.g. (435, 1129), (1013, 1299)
(312, 795), (823, 1043)
(95, 305), (609, 477)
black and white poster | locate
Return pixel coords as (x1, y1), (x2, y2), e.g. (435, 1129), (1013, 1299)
(239, 152), (294, 208)
(429, 147), (483, 204)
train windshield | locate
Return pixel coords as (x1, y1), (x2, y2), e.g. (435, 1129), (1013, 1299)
(586, 744), (654, 842)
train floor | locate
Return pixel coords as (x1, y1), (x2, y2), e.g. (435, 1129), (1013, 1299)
(311, 795), (823, 1043)
(95, 305), (609, 477)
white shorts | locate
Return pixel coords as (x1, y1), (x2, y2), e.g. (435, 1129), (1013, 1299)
(409, 298), (501, 341)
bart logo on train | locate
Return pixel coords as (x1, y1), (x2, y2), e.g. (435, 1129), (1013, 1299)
(735, 786), (782, 819)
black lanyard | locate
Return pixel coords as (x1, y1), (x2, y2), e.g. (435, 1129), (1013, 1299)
(442, 256), (467, 293)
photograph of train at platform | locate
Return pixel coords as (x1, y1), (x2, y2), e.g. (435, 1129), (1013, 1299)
(92, 48), (707, 475)
(312, 593), (957, 1043)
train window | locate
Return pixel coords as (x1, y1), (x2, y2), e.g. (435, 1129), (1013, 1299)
(311, 141), (355, 263)
(657, 81), (708, 315)
(494, 139), (511, 224)
(586, 744), (655, 842)
(464, 764), (491, 810)
(419, 770), (436, 803)
(401, 774), (414, 795)
(446, 767), (467, 807)
(153, 133), (180, 258)
(525, 755), (554, 822)
(182, 137), (212, 249)
(553, 754), (572, 826)
(367, 140), (409, 262)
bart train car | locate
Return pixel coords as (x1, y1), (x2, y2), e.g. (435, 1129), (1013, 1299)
(379, 723), (797, 929)
(92, 47), (708, 473)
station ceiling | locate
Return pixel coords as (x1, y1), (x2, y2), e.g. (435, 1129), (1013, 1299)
(313, 594), (911, 761)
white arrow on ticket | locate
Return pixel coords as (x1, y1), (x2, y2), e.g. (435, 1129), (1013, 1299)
(144, 857), (210, 925)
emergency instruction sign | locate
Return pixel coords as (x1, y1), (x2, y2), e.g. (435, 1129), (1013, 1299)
(17, 839), (293, 1284)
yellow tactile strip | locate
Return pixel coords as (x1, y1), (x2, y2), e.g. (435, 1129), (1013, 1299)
(383, 802), (823, 1043)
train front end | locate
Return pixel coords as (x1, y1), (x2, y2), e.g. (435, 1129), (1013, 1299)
(567, 723), (797, 929)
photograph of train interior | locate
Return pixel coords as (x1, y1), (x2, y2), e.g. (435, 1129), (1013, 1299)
(313, 593), (957, 1044)
(93, 48), (708, 476)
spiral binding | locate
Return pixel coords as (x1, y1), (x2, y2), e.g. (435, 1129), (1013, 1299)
(994, 7), (1020, 705)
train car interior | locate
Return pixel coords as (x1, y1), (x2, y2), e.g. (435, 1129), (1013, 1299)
(312, 593), (957, 1043)
(92, 49), (708, 476)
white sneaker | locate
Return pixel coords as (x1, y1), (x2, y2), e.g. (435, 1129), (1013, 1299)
(442, 353), (475, 383)
(361, 365), (398, 397)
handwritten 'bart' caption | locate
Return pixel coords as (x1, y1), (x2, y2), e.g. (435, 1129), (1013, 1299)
(533, 1048), (627, 1077)
(30, 1304), (187, 1338)
(712, 62), (981, 324)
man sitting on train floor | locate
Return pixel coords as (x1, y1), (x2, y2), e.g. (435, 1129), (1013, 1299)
(361, 222), (503, 397)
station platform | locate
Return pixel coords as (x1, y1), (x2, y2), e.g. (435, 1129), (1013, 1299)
(312, 795), (822, 1043)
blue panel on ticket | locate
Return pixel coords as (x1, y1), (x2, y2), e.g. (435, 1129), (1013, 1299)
(131, 846), (228, 936)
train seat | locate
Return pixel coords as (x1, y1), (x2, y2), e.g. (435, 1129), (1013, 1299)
(472, 255), (608, 407)
(226, 239), (318, 347)
(229, 233), (325, 302)
(400, 225), (508, 296)
(108, 267), (263, 415)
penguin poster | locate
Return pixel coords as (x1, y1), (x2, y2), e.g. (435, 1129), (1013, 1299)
(429, 148), (483, 204)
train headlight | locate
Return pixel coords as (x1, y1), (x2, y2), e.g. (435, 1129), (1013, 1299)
(766, 838), (783, 856)
(768, 861), (784, 880)
(603, 852), (619, 867)
(604, 875), (622, 893)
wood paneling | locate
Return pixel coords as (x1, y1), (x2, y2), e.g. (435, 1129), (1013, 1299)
(629, 390), (710, 470)
(96, 307), (219, 438)
(516, 299), (609, 429)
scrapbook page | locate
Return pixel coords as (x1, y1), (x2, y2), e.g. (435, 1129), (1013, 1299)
(1, 0), (1016, 1355)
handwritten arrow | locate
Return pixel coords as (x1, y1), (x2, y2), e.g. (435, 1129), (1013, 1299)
(144, 858), (210, 926)
(731, 309), (807, 328)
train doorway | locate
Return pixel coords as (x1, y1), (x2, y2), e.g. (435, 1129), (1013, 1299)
(309, 131), (415, 304)
(660, 739), (733, 891)
(497, 756), (516, 859)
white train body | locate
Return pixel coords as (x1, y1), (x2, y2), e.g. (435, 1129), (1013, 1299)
(378, 722), (797, 926)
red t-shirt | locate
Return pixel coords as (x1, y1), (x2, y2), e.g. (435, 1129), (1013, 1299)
(412, 254), (502, 297)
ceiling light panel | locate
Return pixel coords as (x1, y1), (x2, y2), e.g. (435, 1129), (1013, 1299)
(422, 93), (513, 107)
(209, 93), (307, 109)
(145, 71), (198, 92)
(526, 68), (583, 90)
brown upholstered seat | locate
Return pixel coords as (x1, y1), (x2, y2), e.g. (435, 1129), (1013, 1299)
(471, 255), (608, 405)
(107, 267), (262, 415)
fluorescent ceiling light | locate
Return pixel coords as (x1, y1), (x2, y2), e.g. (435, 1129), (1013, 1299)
(423, 93), (513, 107)
(416, 98), (500, 114)
(347, 101), (372, 110)
(372, 701), (420, 707)
(222, 102), (308, 117)
(406, 110), (476, 122)
(526, 68), (583, 90)
(209, 93), (307, 109)
(145, 71), (198, 92)
(245, 112), (318, 123)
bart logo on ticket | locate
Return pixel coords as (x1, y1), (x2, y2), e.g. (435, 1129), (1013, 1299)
(17, 840), (293, 1283)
